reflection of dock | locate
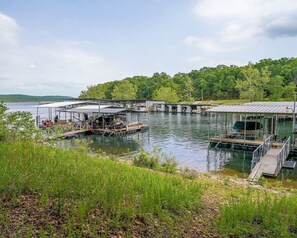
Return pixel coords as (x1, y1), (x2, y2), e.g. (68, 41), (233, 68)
(93, 124), (149, 136)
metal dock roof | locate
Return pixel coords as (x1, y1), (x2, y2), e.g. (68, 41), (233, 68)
(59, 107), (127, 114)
(36, 101), (88, 108)
(207, 102), (297, 115)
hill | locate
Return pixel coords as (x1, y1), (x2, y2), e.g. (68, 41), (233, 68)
(79, 57), (297, 102)
(0, 94), (73, 102)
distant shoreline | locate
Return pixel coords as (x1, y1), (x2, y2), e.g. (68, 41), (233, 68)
(0, 94), (73, 102)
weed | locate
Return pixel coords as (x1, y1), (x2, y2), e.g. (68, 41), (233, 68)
(217, 192), (297, 237)
(133, 147), (178, 173)
(0, 140), (203, 236)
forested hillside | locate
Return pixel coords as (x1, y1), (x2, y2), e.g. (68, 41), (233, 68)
(0, 94), (73, 102)
(80, 58), (297, 102)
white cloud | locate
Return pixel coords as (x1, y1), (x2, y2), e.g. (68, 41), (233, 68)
(0, 12), (20, 45)
(0, 13), (117, 97)
(189, 0), (297, 52)
(184, 35), (241, 52)
(0, 43), (116, 96)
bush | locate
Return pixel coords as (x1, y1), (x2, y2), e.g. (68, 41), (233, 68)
(0, 102), (39, 141)
(133, 147), (178, 173)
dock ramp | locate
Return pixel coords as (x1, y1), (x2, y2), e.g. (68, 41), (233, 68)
(248, 136), (291, 181)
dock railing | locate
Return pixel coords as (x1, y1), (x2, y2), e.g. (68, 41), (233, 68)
(275, 136), (291, 175)
(251, 135), (274, 170)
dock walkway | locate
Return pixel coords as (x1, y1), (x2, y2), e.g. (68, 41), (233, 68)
(248, 137), (291, 181)
(248, 148), (281, 181)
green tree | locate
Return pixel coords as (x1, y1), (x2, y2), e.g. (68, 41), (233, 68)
(283, 82), (296, 100)
(152, 87), (180, 103)
(0, 103), (9, 140)
(183, 76), (194, 102)
(267, 76), (284, 101)
(236, 66), (270, 101)
(80, 84), (108, 98)
(0, 102), (38, 141)
(111, 80), (137, 99)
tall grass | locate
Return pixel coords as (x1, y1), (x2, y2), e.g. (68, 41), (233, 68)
(217, 191), (297, 237)
(0, 140), (203, 235)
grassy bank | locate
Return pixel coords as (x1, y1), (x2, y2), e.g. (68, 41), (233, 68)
(1, 140), (297, 237)
(0, 140), (203, 237)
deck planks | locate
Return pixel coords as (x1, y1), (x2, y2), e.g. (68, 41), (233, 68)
(248, 148), (282, 181)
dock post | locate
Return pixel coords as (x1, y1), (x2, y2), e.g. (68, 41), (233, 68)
(177, 105), (182, 113)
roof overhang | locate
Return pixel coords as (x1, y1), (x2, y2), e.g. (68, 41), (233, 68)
(59, 107), (127, 114)
(36, 101), (89, 108)
(206, 102), (296, 115)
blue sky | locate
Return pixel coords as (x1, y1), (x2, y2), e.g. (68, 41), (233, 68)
(1, 0), (297, 96)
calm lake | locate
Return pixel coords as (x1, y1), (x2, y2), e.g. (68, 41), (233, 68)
(5, 102), (297, 186)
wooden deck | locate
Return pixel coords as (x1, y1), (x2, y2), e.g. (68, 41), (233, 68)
(248, 148), (281, 181)
(60, 124), (149, 137)
(209, 137), (283, 148)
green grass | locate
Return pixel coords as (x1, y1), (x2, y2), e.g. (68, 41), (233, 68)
(217, 191), (297, 237)
(0, 140), (203, 236)
(2, 140), (297, 237)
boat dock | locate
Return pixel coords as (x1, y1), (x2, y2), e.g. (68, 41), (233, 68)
(247, 136), (291, 181)
(209, 136), (283, 150)
(58, 123), (149, 138)
(37, 101), (149, 138)
(206, 102), (297, 181)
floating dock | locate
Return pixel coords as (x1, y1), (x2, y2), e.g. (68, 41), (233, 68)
(59, 124), (148, 138)
(248, 137), (291, 181)
(209, 137), (283, 150)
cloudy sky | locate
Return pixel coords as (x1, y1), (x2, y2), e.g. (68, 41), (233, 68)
(1, 0), (297, 97)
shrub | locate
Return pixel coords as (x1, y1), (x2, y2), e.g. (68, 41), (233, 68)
(133, 147), (178, 173)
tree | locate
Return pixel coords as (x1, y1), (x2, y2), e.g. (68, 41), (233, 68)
(111, 80), (137, 100)
(283, 82), (296, 100)
(0, 102), (38, 141)
(236, 66), (270, 101)
(267, 76), (284, 101)
(0, 103), (9, 140)
(79, 84), (108, 98)
(152, 87), (180, 103)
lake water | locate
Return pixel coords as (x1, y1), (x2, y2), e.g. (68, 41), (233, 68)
(5, 102), (297, 186)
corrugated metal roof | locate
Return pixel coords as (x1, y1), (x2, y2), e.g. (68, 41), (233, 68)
(36, 101), (88, 108)
(68, 105), (110, 110)
(245, 102), (295, 106)
(207, 102), (296, 115)
(60, 107), (127, 114)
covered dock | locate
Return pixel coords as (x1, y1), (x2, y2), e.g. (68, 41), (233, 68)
(206, 102), (297, 180)
(35, 101), (148, 137)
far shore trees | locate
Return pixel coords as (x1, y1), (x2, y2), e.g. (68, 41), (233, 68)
(152, 87), (179, 103)
(79, 57), (297, 101)
(111, 80), (137, 100)
(236, 66), (270, 102)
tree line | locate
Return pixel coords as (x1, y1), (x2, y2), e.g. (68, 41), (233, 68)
(79, 57), (297, 102)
